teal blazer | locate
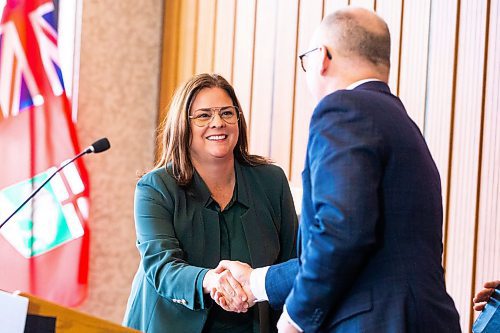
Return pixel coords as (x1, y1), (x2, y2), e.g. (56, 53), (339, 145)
(123, 162), (298, 333)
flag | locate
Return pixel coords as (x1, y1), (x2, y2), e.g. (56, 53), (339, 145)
(0, 0), (89, 306)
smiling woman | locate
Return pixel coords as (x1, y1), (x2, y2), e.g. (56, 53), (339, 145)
(189, 87), (240, 169)
(123, 73), (299, 333)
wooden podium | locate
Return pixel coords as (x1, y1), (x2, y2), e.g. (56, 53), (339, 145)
(16, 292), (141, 333)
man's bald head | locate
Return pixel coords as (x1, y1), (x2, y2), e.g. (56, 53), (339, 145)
(319, 7), (391, 71)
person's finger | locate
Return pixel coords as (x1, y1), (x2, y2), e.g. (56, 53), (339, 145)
(210, 288), (217, 300)
(221, 292), (246, 313)
(214, 260), (232, 274)
(214, 276), (247, 313)
(224, 270), (248, 302)
(218, 297), (230, 311)
(211, 290), (231, 311)
(220, 297), (232, 310)
(484, 280), (500, 288)
(218, 273), (236, 298)
(219, 293), (245, 313)
(474, 288), (495, 303)
(474, 302), (486, 311)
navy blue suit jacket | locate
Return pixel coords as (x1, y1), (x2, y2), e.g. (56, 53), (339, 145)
(265, 81), (461, 332)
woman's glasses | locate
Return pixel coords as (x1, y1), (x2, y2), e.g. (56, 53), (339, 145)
(189, 106), (240, 127)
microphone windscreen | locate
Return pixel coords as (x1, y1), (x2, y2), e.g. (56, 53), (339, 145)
(91, 138), (111, 153)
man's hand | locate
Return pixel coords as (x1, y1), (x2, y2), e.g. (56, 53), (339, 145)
(212, 260), (256, 312)
(473, 280), (500, 311)
(203, 269), (249, 313)
(277, 314), (300, 333)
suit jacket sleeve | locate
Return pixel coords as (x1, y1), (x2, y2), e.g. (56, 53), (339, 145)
(266, 258), (299, 310)
(134, 173), (210, 311)
(285, 96), (383, 332)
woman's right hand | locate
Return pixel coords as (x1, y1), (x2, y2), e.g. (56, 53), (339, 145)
(203, 269), (249, 313)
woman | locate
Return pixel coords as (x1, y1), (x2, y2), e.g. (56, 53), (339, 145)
(123, 73), (298, 333)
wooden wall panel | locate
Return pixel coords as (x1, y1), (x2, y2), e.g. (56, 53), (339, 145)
(249, 0), (278, 156)
(194, 0), (216, 74)
(290, 0), (324, 185)
(422, 0), (459, 250)
(270, 0), (299, 176)
(323, 0), (349, 14)
(176, 0), (198, 85)
(446, 0), (489, 330)
(232, 0), (257, 124)
(398, 0), (431, 130)
(159, 1), (500, 331)
(376, 0), (403, 94)
(349, 0), (375, 10)
(474, 0), (500, 325)
(213, 0), (237, 81)
(159, 0), (181, 117)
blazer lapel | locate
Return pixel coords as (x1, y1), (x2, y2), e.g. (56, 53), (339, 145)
(236, 162), (275, 268)
(240, 208), (271, 268)
(190, 171), (221, 268)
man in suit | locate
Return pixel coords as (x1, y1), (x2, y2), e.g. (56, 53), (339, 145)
(215, 7), (461, 332)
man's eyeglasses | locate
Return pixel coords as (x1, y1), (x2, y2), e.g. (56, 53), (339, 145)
(298, 47), (332, 72)
(189, 106), (241, 127)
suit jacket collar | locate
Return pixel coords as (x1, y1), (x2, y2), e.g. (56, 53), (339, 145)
(189, 160), (250, 209)
(190, 161), (269, 267)
(346, 78), (382, 90)
(353, 80), (392, 95)
(193, 161), (272, 268)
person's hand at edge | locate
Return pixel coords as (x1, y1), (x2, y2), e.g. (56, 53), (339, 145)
(473, 280), (500, 311)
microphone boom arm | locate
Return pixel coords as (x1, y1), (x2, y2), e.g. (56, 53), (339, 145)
(0, 137), (110, 230)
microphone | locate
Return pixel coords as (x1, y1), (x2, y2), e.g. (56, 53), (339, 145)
(84, 137), (111, 154)
(0, 138), (111, 230)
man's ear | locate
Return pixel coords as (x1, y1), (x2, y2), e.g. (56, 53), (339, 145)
(319, 46), (331, 75)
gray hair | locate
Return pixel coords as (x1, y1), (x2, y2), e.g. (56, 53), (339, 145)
(322, 9), (391, 68)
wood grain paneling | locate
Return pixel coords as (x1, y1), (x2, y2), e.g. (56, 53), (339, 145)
(422, 0), (459, 251)
(446, 0), (489, 329)
(398, 0), (431, 129)
(159, 0), (181, 116)
(349, 0), (375, 10)
(232, 0), (257, 123)
(474, 0), (499, 326)
(194, 0), (216, 74)
(213, 0), (237, 81)
(376, 0), (403, 93)
(176, 0), (198, 85)
(270, 0), (299, 176)
(159, 1), (500, 331)
(290, 0), (324, 185)
(323, 0), (349, 14)
(249, 0), (278, 156)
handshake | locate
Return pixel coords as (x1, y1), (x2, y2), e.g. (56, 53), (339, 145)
(202, 260), (256, 313)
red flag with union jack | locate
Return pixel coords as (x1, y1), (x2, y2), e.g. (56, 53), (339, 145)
(0, 0), (89, 306)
